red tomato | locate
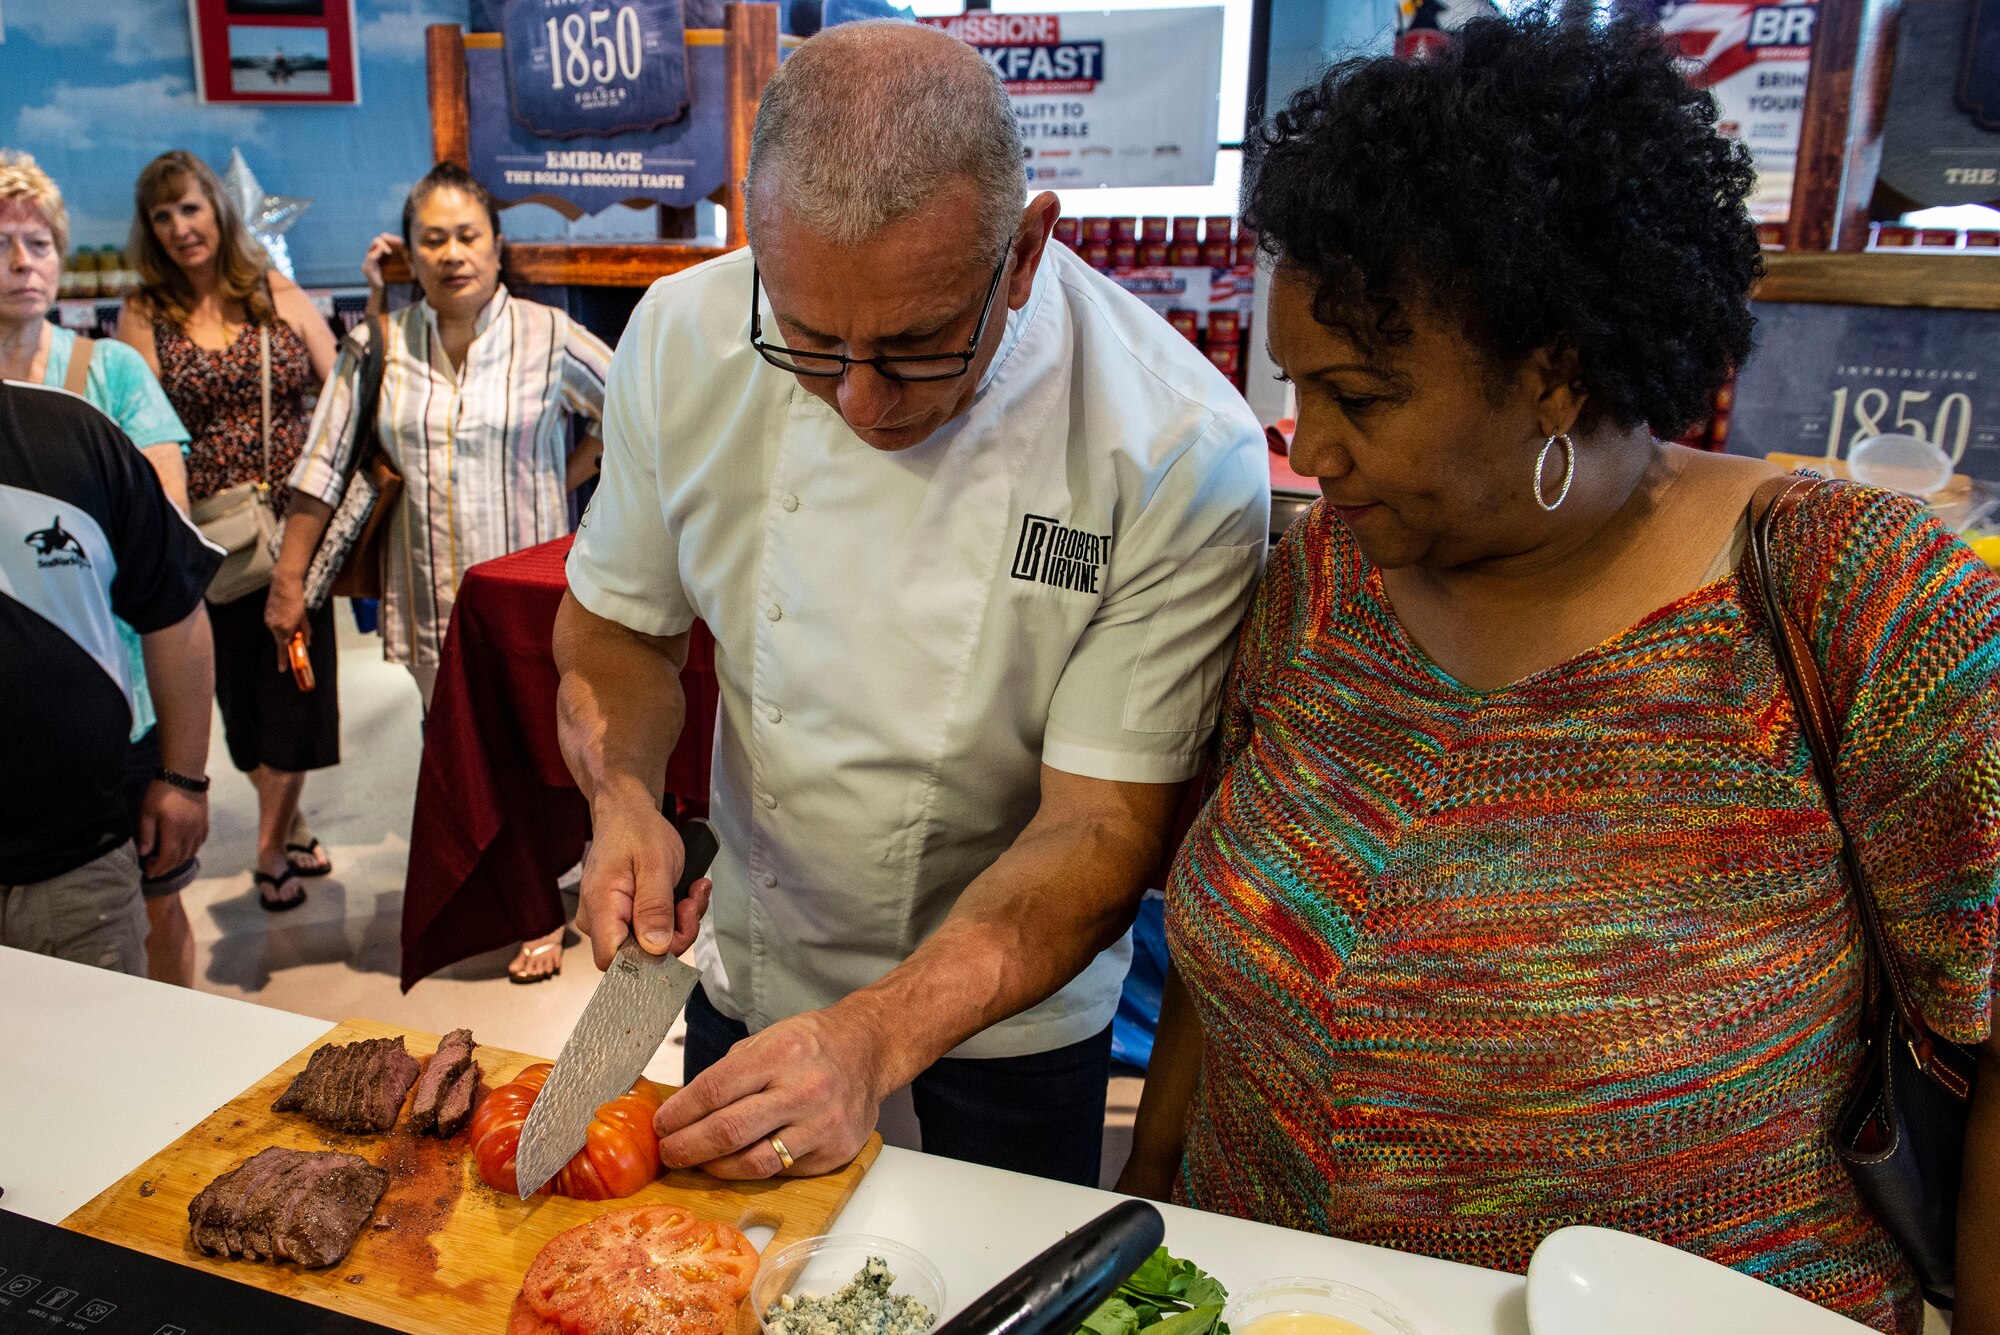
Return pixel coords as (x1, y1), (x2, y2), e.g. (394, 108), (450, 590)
(522, 1206), (760, 1335)
(509, 1293), (563, 1334)
(470, 1062), (665, 1200)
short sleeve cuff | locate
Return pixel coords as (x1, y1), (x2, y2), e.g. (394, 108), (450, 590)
(565, 555), (695, 639)
(1041, 734), (1201, 785)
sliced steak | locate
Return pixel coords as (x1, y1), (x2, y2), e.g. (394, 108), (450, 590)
(408, 1028), (476, 1133)
(272, 1043), (336, 1112)
(274, 1157), (390, 1267)
(270, 1036), (421, 1133)
(187, 1149), (385, 1269)
(432, 1063), (481, 1138)
(189, 1148), (304, 1257)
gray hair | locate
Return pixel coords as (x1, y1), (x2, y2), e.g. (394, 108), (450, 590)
(745, 21), (1025, 262)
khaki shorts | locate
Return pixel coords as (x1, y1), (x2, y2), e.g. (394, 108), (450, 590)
(0, 843), (148, 976)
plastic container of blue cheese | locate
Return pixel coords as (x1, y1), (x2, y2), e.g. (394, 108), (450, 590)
(754, 1235), (946, 1335)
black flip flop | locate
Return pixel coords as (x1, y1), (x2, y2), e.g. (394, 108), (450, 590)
(285, 837), (334, 878)
(255, 868), (307, 912)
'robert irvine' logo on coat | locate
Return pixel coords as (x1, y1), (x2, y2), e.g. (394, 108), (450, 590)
(25, 516), (90, 569)
(1011, 515), (1111, 593)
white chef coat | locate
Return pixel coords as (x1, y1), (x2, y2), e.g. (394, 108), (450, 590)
(568, 242), (1268, 1058)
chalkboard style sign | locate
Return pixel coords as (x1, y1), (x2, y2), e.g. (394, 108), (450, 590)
(1875, 0), (2000, 209)
(1728, 301), (2000, 481)
(504, 0), (691, 137)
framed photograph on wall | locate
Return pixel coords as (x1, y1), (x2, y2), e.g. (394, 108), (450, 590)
(189, 0), (361, 104)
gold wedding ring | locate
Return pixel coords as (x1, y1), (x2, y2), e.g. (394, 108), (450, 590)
(769, 1135), (795, 1171)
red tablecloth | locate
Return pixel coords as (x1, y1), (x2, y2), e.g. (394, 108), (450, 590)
(400, 535), (717, 989)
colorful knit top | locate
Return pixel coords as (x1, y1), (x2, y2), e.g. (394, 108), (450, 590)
(1166, 481), (2000, 1334)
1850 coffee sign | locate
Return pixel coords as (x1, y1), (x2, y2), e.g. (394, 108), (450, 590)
(504, 0), (690, 138)
(1729, 302), (2000, 482)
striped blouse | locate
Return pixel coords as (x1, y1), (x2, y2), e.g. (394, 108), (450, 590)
(291, 288), (611, 669)
(1167, 481), (2000, 1334)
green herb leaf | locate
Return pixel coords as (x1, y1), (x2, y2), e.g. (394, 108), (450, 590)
(1081, 1297), (1142, 1335)
(1071, 1246), (1231, 1335)
(1147, 1302), (1225, 1335)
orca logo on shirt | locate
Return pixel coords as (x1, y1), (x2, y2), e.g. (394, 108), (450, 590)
(1011, 514), (1110, 594)
(25, 516), (90, 569)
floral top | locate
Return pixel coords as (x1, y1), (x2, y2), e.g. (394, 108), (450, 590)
(155, 313), (314, 508)
(1167, 481), (2000, 1335)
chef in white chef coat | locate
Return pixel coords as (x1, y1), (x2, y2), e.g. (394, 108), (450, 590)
(556, 19), (1269, 1186)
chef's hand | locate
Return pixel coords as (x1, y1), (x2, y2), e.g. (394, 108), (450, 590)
(655, 1005), (888, 1179)
(577, 792), (710, 969)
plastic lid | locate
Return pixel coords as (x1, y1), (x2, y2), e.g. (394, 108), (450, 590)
(1847, 432), (1952, 497)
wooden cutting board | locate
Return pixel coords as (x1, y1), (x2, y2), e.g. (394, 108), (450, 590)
(62, 1018), (882, 1335)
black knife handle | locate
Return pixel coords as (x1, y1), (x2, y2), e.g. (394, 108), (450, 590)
(933, 1201), (1166, 1335)
(675, 818), (719, 906)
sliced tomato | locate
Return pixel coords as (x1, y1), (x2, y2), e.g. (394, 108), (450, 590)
(522, 1206), (759, 1335)
(509, 1292), (564, 1335)
(470, 1062), (664, 1200)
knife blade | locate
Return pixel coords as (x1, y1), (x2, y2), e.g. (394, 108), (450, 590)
(514, 818), (719, 1199)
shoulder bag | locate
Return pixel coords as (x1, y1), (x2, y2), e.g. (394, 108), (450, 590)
(1743, 474), (1979, 1308)
(61, 336), (94, 395)
(290, 314), (403, 607)
(190, 324), (279, 605)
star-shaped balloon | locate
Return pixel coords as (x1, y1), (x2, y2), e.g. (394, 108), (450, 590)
(220, 148), (311, 280)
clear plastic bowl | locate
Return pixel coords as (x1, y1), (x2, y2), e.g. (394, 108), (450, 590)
(752, 1235), (946, 1335)
(1222, 1275), (1421, 1335)
(1848, 432), (1953, 497)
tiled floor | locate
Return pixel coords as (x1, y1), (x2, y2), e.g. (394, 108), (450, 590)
(180, 606), (1141, 1185)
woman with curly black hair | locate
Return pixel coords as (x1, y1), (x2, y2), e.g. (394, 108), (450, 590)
(1122, 16), (1999, 1333)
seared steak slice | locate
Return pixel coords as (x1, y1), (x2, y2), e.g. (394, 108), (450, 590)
(274, 1157), (390, 1267)
(368, 1040), (421, 1131)
(433, 1063), (481, 1138)
(408, 1028), (476, 1133)
(270, 1036), (421, 1133)
(272, 1043), (336, 1112)
(189, 1148), (305, 1257)
(187, 1149), (385, 1269)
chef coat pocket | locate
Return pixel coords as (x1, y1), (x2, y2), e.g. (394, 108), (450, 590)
(1122, 542), (1262, 734)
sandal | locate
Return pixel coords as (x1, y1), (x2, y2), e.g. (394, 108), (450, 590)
(507, 937), (564, 984)
(285, 812), (333, 877)
(255, 867), (307, 912)
(285, 837), (333, 877)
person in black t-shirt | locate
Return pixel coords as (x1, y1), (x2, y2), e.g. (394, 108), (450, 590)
(0, 379), (220, 974)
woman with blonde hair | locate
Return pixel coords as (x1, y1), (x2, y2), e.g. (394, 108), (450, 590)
(117, 150), (340, 913)
(0, 148), (203, 985)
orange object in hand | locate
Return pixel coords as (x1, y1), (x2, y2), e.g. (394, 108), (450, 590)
(469, 1062), (664, 1200)
(287, 631), (315, 692)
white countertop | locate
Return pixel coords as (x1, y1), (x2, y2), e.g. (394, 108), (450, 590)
(0, 946), (1523, 1335)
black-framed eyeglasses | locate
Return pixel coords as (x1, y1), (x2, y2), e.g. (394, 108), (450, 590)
(749, 248), (1010, 383)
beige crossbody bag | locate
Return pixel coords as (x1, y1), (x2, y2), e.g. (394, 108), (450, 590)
(190, 324), (280, 605)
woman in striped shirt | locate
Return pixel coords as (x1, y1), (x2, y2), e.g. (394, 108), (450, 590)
(271, 163), (612, 980)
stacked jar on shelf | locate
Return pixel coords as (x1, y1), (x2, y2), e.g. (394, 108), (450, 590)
(1054, 215), (1259, 393)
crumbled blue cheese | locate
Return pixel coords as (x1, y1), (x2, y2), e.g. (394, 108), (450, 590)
(766, 1257), (935, 1335)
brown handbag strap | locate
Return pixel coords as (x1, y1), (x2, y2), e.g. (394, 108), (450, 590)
(1741, 475), (1969, 1096)
(62, 336), (94, 396)
(259, 324), (273, 487)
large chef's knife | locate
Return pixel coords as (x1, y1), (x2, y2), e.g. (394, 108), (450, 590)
(513, 818), (719, 1199)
